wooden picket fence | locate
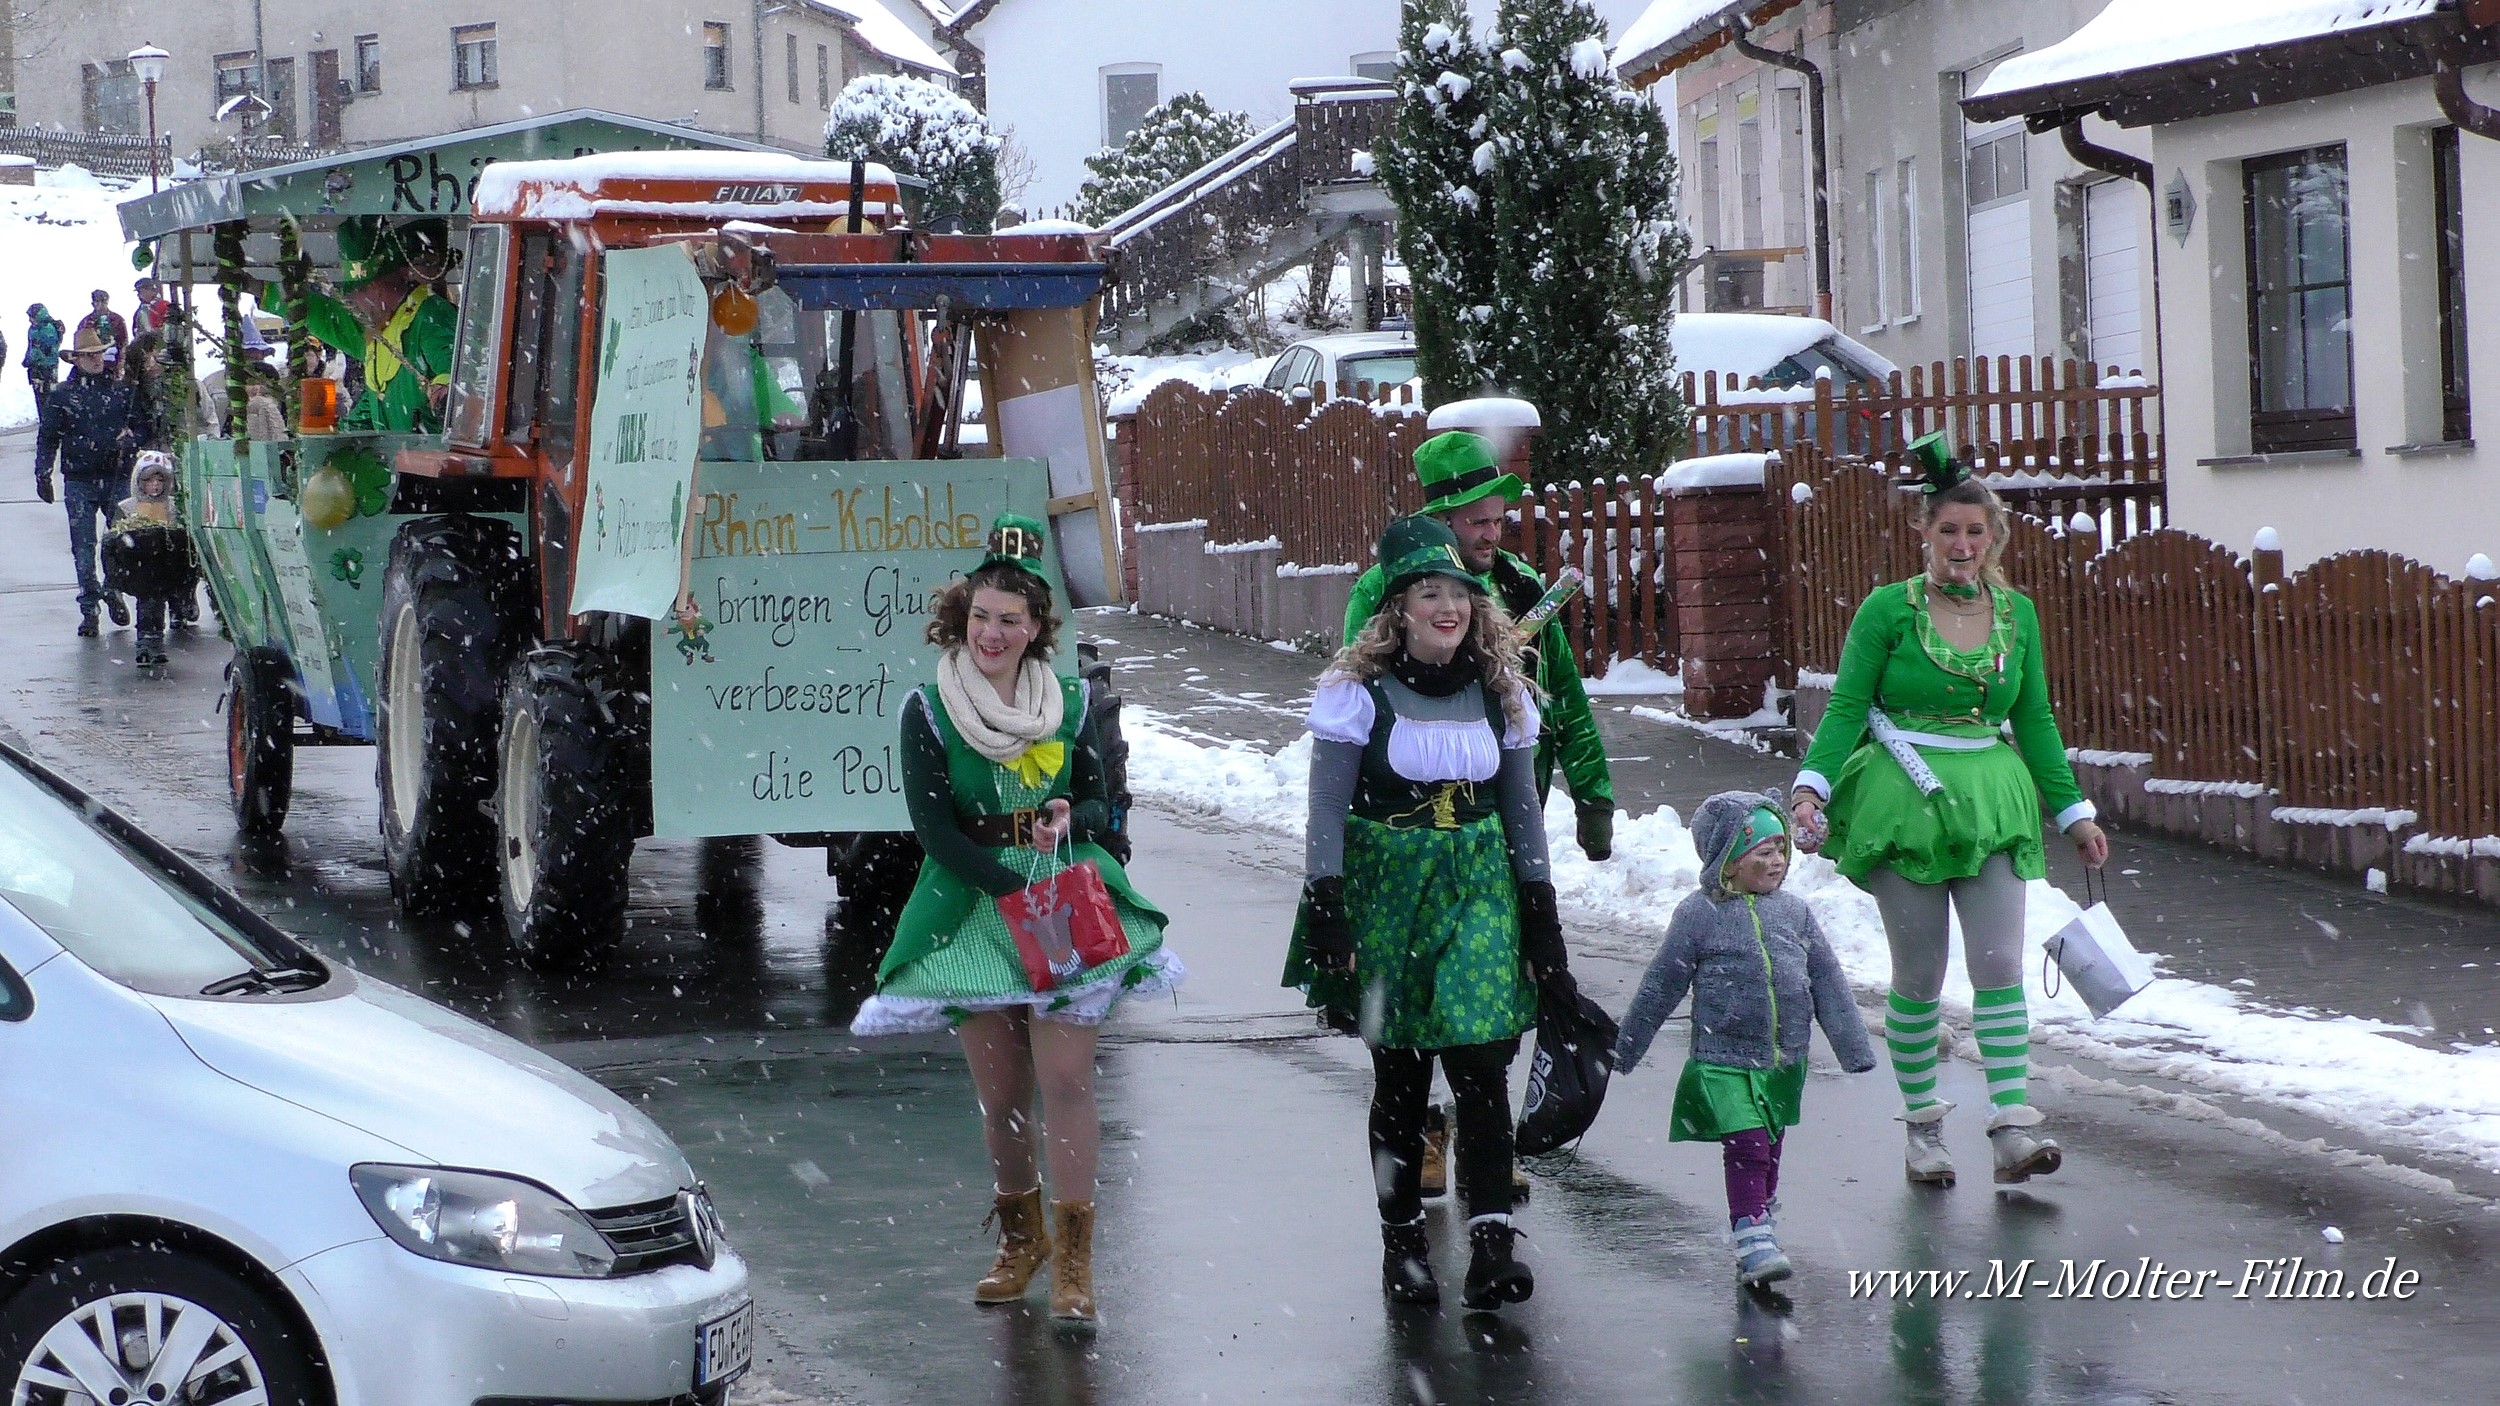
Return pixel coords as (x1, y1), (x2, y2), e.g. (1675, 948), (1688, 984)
(1767, 445), (2500, 840)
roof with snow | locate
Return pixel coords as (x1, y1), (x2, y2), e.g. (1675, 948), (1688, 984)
(807, 0), (957, 76)
(1963, 0), (2476, 127)
(1611, 0), (1803, 85)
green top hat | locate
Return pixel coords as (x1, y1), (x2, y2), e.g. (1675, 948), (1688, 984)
(1375, 515), (1479, 599)
(1906, 430), (1967, 496)
(981, 512), (1050, 575)
(1413, 430), (1525, 516)
(336, 216), (451, 292)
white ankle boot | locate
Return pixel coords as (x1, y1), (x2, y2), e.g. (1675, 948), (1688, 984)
(1902, 1102), (1955, 1186)
(1987, 1104), (2061, 1183)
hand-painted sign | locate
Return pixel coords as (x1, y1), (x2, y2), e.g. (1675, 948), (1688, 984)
(569, 243), (709, 619)
(648, 457), (1060, 838)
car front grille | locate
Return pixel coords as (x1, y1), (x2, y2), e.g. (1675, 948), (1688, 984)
(583, 1193), (701, 1274)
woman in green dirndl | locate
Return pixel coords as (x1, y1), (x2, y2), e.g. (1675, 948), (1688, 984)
(851, 514), (1182, 1326)
(1289, 515), (1571, 1312)
(1789, 436), (2109, 1187)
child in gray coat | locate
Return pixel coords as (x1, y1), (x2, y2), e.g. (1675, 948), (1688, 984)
(1615, 790), (1877, 1286)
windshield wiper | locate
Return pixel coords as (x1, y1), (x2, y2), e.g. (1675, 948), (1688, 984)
(200, 963), (327, 996)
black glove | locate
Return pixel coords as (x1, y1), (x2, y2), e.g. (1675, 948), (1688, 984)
(1576, 801), (1613, 861)
(1300, 876), (1354, 974)
(1515, 879), (1568, 977)
(34, 474), (53, 504)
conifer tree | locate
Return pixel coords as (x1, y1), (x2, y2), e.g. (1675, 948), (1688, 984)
(1484, 0), (1689, 484)
(1376, 0), (1499, 405)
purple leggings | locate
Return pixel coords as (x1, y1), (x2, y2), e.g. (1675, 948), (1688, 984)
(1722, 1128), (1785, 1221)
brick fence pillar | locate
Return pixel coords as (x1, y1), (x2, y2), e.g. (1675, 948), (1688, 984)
(1667, 483), (1776, 720)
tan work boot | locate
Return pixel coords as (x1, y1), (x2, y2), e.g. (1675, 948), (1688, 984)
(1419, 1105), (1450, 1198)
(973, 1187), (1052, 1304)
(1050, 1200), (1098, 1323)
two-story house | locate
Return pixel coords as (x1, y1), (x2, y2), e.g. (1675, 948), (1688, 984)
(16, 0), (950, 157)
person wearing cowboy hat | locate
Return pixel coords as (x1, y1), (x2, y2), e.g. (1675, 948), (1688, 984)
(1344, 431), (1616, 860)
(33, 326), (147, 636)
(299, 215), (456, 433)
(851, 513), (1183, 1326)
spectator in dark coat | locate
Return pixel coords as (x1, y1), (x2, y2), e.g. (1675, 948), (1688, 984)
(75, 290), (128, 359)
(34, 329), (144, 636)
(21, 304), (58, 413)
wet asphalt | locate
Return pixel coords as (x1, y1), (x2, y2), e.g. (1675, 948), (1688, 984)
(2, 433), (2497, 1405)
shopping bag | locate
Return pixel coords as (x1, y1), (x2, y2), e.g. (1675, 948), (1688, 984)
(2043, 872), (2156, 1018)
(1515, 974), (1621, 1157)
(998, 857), (1129, 993)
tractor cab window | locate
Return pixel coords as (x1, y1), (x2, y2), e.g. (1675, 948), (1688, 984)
(445, 224), (509, 449)
(695, 298), (917, 463)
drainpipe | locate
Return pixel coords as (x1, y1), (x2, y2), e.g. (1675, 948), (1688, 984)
(1730, 15), (1831, 322)
(2435, 19), (2500, 141)
(753, 0), (768, 143)
(2049, 109), (2162, 383)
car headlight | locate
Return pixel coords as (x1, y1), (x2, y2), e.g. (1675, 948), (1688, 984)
(350, 1164), (619, 1279)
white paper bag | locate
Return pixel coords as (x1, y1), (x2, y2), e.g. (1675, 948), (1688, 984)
(2044, 900), (2156, 1018)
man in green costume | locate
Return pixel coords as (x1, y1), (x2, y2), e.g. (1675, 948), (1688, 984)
(1344, 430), (1617, 860)
(304, 216), (457, 433)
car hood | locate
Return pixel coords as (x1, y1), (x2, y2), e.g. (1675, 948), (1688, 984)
(149, 971), (692, 1211)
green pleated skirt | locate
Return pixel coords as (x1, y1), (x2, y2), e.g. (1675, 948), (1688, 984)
(1824, 739), (2048, 886)
(1669, 1058), (1807, 1142)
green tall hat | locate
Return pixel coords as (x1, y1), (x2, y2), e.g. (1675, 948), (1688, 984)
(336, 215), (452, 292)
(1413, 430), (1525, 516)
(1375, 515), (1479, 598)
(981, 512), (1050, 575)
(1906, 431), (1967, 496)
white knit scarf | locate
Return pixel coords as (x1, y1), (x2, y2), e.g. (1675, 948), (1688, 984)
(936, 645), (1064, 762)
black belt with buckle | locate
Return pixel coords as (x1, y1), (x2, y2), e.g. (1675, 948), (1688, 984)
(960, 810), (1041, 848)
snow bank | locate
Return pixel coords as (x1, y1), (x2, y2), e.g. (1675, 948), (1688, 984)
(1123, 706), (2500, 1177)
(1583, 657), (1682, 696)
(1972, 0), (2436, 102)
(1099, 348), (1260, 417)
(1658, 452), (1769, 491)
(0, 175), (150, 429)
(1427, 395), (1541, 431)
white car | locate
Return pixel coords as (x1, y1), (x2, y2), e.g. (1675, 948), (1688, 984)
(1675, 312), (1904, 454)
(0, 746), (753, 1404)
(1259, 332), (1421, 397)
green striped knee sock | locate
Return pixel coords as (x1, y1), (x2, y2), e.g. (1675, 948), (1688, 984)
(1886, 991), (1944, 1112)
(1973, 985), (2031, 1108)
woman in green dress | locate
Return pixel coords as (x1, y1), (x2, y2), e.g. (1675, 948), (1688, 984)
(1289, 515), (1570, 1312)
(851, 514), (1181, 1326)
(1788, 438), (2109, 1187)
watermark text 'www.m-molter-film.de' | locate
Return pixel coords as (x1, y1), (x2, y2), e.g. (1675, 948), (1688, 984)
(1847, 1257), (2421, 1303)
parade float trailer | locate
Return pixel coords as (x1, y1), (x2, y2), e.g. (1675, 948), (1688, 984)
(119, 112), (1129, 964)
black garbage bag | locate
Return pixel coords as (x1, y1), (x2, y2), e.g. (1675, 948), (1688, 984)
(1515, 974), (1619, 1157)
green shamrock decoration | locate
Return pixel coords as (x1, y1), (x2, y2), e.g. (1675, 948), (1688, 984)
(325, 445), (395, 517)
(328, 548), (365, 588)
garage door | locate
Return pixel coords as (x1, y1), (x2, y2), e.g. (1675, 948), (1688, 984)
(1964, 125), (2034, 363)
(2084, 177), (2145, 375)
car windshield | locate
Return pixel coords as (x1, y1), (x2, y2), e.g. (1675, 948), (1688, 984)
(1339, 352), (1419, 387)
(0, 758), (304, 997)
(1761, 341), (1873, 391)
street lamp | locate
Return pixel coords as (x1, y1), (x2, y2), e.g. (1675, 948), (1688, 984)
(127, 43), (169, 193)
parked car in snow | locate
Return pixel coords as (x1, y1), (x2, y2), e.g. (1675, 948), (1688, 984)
(1261, 331), (1421, 398)
(0, 745), (753, 1405)
(1674, 313), (1903, 455)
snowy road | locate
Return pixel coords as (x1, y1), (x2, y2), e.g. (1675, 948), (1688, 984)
(1, 451), (2495, 1402)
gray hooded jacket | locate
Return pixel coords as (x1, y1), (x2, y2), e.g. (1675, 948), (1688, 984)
(1614, 790), (1877, 1075)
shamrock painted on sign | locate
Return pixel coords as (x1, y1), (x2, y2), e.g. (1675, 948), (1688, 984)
(603, 316), (624, 376)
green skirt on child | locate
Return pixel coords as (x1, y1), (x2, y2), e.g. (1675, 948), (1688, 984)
(1669, 1059), (1807, 1142)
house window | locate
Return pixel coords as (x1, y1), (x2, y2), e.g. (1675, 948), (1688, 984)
(705, 22), (733, 91)
(355, 34), (382, 92)
(213, 52), (257, 106)
(1736, 116), (1763, 249)
(82, 60), (141, 135)
(787, 33), (800, 104)
(1861, 169), (1888, 330)
(1965, 128), (2026, 208)
(1696, 135), (1722, 247)
(817, 43), (831, 107)
(1101, 65), (1160, 147)
(2434, 125), (2472, 443)
(452, 24), (497, 90)
(1350, 51), (1397, 81)
(1895, 157), (1922, 319)
(2243, 145), (2354, 453)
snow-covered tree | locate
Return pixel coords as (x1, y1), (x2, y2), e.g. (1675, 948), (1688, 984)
(1483, 0), (1688, 484)
(1071, 93), (1256, 228)
(1377, 0), (1500, 405)
(824, 73), (1003, 234)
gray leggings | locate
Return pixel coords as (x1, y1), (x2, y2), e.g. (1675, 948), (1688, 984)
(1864, 853), (2027, 1001)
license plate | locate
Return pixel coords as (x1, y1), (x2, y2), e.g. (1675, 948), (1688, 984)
(695, 1300), (756, 1388)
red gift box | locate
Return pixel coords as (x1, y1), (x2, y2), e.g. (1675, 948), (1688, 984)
(999, 861), (1130, 992)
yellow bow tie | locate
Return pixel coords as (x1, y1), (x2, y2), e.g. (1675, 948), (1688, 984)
(1008, 739), (1066, 789)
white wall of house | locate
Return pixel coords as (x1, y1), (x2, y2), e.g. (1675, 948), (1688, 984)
(2151, 70), (2500, 575)
(964, 0), (1654, 214)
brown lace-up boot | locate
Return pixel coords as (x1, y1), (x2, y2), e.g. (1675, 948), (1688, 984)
(973, 1187), (1053, 1304)
(1049, 1200), (1098, 1323)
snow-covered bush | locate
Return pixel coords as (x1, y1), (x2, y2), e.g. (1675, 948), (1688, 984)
(1071, 93), (1256, 228)
(824, 73), (1002, 234)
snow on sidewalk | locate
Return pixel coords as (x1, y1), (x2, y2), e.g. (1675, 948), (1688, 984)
(1125, 708), (2500, 1182)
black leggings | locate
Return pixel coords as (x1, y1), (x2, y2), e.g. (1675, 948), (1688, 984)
(1371, 1039), (1520, 1224)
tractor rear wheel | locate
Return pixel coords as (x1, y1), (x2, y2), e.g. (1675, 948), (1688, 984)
(497, 641), (640, 969)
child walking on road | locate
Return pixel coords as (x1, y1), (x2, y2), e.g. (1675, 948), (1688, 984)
(1614, 791), (1876, 1287)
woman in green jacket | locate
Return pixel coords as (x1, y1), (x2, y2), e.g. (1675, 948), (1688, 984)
(1789, 440), (2107, 1187)
(850, 514), (1182, 1325)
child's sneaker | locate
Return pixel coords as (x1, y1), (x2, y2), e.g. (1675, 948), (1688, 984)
(1732, 1213), (1792, 1286)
